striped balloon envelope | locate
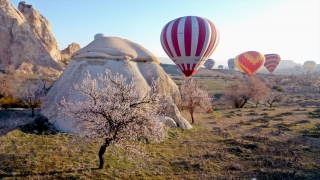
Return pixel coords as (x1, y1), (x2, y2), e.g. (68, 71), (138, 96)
(228, 58), (235, 70)
(264, 54), (281, 73)
(160, 16), (220, 77)
(204, 59), (215, 69)
(234, 56), (245, 72)
(235, 51), (265, 76)
(303, 61), (317, 72)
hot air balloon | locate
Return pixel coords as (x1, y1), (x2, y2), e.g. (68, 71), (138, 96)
(264, 54), (281, 73)
(204, 59), (215, 69)
(160, 16), (220, 77)
(235, 51), (265, 76)
(228, 58), (235, 70)
(218, 65), (224, 69)
(234, 57), (245, 72)
(303, 61), (316, 72)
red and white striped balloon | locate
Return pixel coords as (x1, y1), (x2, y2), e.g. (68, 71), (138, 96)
(160, 16), (220, 77)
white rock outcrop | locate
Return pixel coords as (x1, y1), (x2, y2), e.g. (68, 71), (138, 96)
(0, 0), (62, 77)
(41, 34), (192, 133)
(61, 43), (81, 64)
(18, 1), (62, 64)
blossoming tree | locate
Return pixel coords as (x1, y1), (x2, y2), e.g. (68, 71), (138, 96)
(59, 70), (166, 169)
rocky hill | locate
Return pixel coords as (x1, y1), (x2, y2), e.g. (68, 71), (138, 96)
(17, 1), (62, 65)
(0, 0), (62, 77)
(60, 43), (81, 64)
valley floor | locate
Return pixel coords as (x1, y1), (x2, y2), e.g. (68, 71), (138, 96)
(0, 107), (320, 179)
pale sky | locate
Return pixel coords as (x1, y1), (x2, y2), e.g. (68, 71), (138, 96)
(10, 0), (320, 66)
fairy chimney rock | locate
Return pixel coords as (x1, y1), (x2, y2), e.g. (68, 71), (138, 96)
(41, 34), (192, 133)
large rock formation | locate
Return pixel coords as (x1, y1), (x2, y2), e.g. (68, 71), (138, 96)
(18, 1), (62, 64)
(41, 34), (192, 133)
(61, 43), (81, 64)
(0, 0), (62, 77)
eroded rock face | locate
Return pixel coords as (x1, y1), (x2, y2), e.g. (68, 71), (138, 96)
(18, 1), (62, 64)
(0, 0), (9, 8)
(0, 0), (62, 77)
(41, 35), (192, 133)
(61, 43), (81, 63)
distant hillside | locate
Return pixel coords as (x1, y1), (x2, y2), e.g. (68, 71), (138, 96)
(258, 60), (299, 74)
(275, 64), (320, 74)
(159, 63), (183, 75)
(158, 57), (175, 65)
(159, 63), (243, 77)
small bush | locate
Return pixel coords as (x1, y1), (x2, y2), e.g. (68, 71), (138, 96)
(294, 120), (310, 124)
(258, 123), (270, 128)
(213, 93), (223, 99)
(263, 108), (275, 111)
(278, 112), (293, 116)
(272, 117), (284, 121)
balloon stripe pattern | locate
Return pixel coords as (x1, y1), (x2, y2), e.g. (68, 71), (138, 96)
(234, 57), (245, 72)
(236, 51), (265, 76)
(160, 16), (219, 77)
(264, 54), (281, 73)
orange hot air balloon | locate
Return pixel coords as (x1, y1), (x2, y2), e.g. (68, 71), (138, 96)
(235, 51), (265, 76)
(234, 56), (245, 72)
(264, 54), (281, 73)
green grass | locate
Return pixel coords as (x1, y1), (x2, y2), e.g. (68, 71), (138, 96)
(1, 108), (320, 179)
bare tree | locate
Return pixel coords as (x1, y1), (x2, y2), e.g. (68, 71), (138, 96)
(221, 74), (234, 83)
(311, 81), (320, 97)
(223, 77), (268, 108)
(15, 77), (53, 117)
(265, 89), (283, 108)
(59, 70), (166, 169)
(180, 78), (211, 123)
(0, 65), (25, 108)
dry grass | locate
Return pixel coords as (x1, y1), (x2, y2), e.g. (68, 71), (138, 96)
(1, 74), (320, 179)
(0, 106), (320, 179)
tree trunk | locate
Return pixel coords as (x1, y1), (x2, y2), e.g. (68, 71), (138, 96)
(98, 145), (107, 169)
(191, 112), (194, 124)
(99, 140), (111, 169)
(31, 107), (35, 117)
(240, 100), (247, 108)
(234, 101), (239, 108)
